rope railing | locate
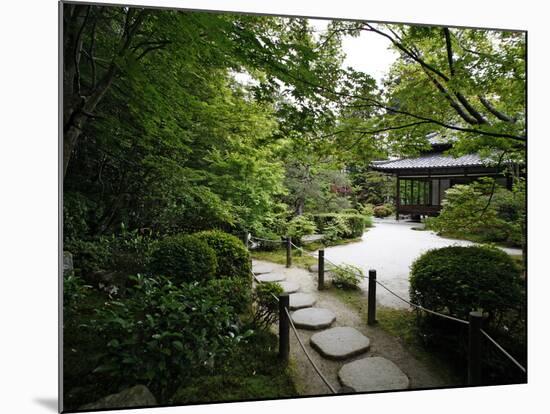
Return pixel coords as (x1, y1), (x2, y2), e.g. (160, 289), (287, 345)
(250, 234), (526, 380)
(480, 328), (527, 374)
(250, 267), (336, 392)
(284, 307), (338, 394)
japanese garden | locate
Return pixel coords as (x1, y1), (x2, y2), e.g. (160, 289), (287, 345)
(62, 3), (526, 411)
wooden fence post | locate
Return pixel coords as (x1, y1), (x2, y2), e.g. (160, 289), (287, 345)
(367, 269), (377, 325)
(278, 293), (290, 363)
(468, 311), (483, 386)
(318, 249), (325, 290)
(286, 237), (292, 268)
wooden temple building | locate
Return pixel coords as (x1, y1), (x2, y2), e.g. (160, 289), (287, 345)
(370, 135), (512, 220)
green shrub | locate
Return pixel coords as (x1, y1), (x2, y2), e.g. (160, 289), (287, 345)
(341, 214), (366, 238)
(149, 233), (217, 283)
(250, 282), (283, 329)
(206, 277), (252, 315)
(342, 208), (360, 214)
(410, 245), (522, 322)
(194, 230), (251, 282)
(90, 275), (249, 401)
(313, 213), (365, 240)
(373, 204), (393, 218)
(360, 203), (375, 217)
(409, 245), (525, 384)
(426, 179), (525, 247)
(64, 238), (112, 277)
(331, 264), (364, 290)
(286, 215), (316, 243)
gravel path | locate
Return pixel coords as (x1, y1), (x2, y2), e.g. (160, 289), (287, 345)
(322, 219), (522, 309)
(253, 260), (455, 397)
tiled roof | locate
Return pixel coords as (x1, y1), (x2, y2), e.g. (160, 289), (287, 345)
(371, 152), (486, 171)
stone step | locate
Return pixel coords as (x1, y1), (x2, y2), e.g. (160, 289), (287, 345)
(291, 308), (336, 330)
(289, 293), (316, 310)
(277, 281), (300, 294)
(338, 357), (410, 392)
(310, 327), (370, 360)
(255, 273), (286, 283)
(252, 262), (275, 275)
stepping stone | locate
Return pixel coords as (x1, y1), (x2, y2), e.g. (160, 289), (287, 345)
(277, 281), (300, 294)
(338, 357), (410, 392)
(256, 273), (286, 283)
(289, 293), (316, 310)
(291, 308), (336, 330)
(252, 262), (275, 274)
(310, 327), (370, 360)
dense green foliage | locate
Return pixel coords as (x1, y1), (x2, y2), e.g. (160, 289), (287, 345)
(409, 245), (525, 384)
(80, 275), (252, 401)
(331, 264), (364, 290)
(313, 213), (367, 240)
(426, 178), (525, 247)
(149, 234), (218, 284)
(285, 215), (317, 243)
(410, 246), (522, 321)
(251, 282), (284, 329)
(373, 204), (394, 218)
(194, 230), (251, 282)
(171, 330), (296, 404)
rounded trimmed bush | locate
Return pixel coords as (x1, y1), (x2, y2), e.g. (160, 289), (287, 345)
(149, 233), (217, 283)
(194, 230), (251, 281)
(410, 245), (522, 321)
(373, 204), (393, 218)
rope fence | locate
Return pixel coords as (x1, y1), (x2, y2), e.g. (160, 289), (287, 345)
(249, 232), (527, 383)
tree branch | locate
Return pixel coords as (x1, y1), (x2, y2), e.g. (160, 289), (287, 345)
(478, 96), (517, 123)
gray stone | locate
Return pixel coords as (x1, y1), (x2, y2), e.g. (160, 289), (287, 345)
(289, 293), (316, 310)
(256, 272), (286, 283)
(80, 385), (157, 410)
(338, 357), (410, 392)
(291, 308), (336, 330)
(310, 327), (370, 360)
(252, 262), (275, 274)
(63, 251), (73, 276)
(277, 281), (300, 294)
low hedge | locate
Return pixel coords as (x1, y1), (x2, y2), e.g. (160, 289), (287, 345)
(149, 233), (218, 284)
(194, 230), (251, 282)
(410, 245), (522, 321)
(313, 213), (366, 239)
(373, 204), (393, 218)
(409, 245), (525, 384)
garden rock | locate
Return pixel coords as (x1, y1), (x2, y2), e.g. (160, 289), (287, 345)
(63, 251), (74, 276)
(289, 293), (316, 310)
(256, 273), (286, 283)
(310, 327), (370, 360)
(338, 357), (410, 392)
(277, 281), (300, 294)
(291, 308), (336, 330)
(252, 262), (275, 274)
(79, 385), (157, 410)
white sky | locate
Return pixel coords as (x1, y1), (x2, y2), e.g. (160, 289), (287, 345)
(233, 18), (398, 87)
(309, 19), (398, 85)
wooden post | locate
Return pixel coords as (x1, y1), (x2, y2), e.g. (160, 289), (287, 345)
(395, 176), (401, 221)
(318, 249), (325, 290)
(278, 293), (290, 363)
(468, 311), (483, 386)
(286, 237), (292, 268)
(367, 269), (377, 325)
